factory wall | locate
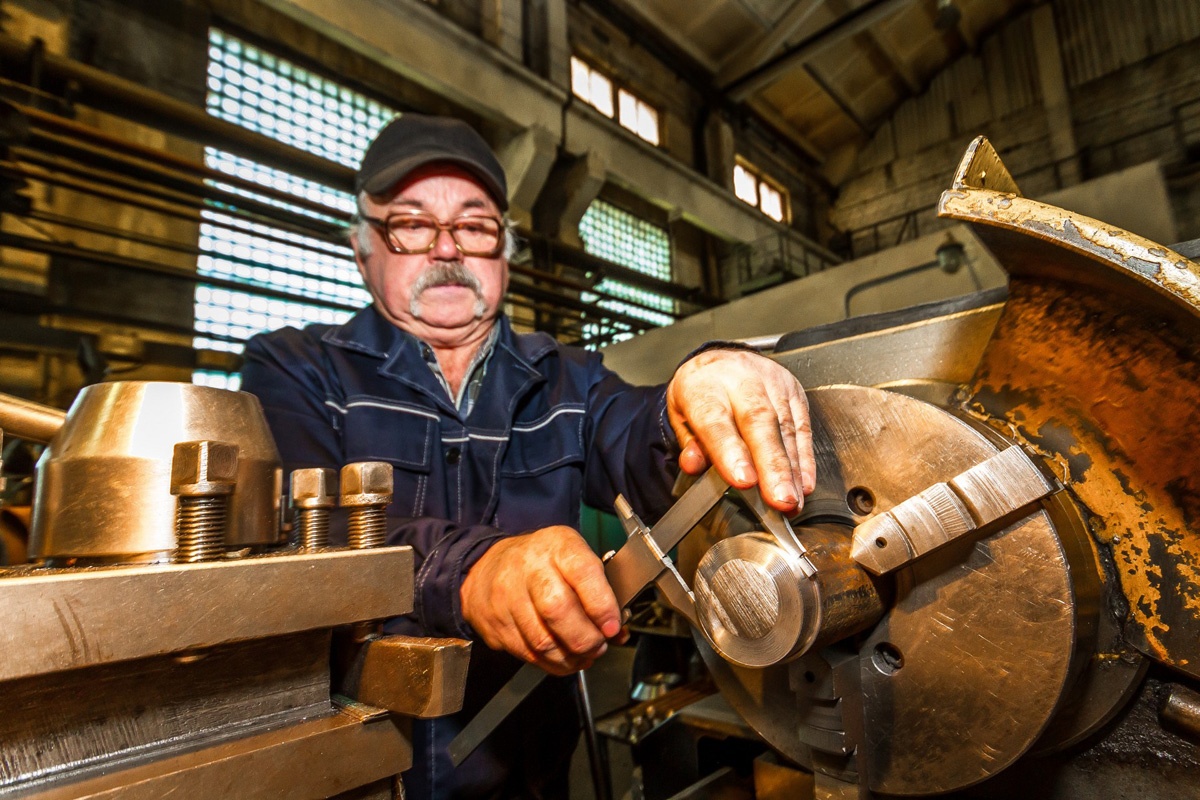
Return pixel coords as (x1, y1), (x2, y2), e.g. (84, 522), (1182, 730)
(832, 0), (1200, 256)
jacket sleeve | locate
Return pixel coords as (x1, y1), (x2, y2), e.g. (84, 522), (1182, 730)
(241, 328), (508, 639)
(579, 353), (680, 525)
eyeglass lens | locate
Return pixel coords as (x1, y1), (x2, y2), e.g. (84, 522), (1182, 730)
(386, 214), (501, 255)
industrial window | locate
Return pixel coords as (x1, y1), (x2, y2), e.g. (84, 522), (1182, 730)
(577, 199), (674, 347)
(733, 157), (789, 224)
(196, 29), (393, 387)
(570, 56), (659, 146)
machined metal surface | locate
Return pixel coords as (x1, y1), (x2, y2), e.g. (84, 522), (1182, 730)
(0, 546), (414, 681)
(171, 440), (239, 563)
(680, 385), (1098, 795)
(852, 445), (1055, 574)
(292, 467), (337, 550)
(347, 636), (472, 718)
(20, 706), (411, 800)
(30, 381), (283, 559)
(342, 461), (393, 549)
(940, 136), (1200, 679)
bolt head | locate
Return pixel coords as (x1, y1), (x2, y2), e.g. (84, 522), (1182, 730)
(340, 461), (393, 507)
(171, 440), (239, 496)
(291, 467), (337, 509)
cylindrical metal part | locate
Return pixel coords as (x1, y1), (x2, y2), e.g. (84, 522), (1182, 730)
(171, 441), (238, 563)
(175, 496), (229, 563)
(693, 523), (884, 669)
(0, 390), (66, 443)
(1160, 684), (1200, 743)
(31, 382), (283, 560)
(340, 462), (393, 550)
(291, 467), (337, 550)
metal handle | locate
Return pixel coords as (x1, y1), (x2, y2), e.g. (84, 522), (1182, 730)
(0, 391), (67, 443)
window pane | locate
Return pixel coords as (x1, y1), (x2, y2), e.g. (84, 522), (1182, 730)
(759, 182), (784, 222)
(578, 200), (673, 348)
(636, 101), (659, 146)
(618, 88), (638, 133)
(733, 164), (758, 205)
(199, 29), (391, 382)
(589, 71), (614, 117)
(571, 56), (591, 103)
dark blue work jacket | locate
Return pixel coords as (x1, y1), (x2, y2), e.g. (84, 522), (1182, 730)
(242, 306), (679, 799)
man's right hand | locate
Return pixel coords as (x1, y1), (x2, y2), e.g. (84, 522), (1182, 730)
(460, 526), (622, 676)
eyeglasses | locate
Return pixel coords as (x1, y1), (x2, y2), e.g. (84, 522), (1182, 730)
(361, 213), (505, 258)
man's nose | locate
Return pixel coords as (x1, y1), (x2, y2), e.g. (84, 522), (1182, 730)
(431, 227), (460, 259)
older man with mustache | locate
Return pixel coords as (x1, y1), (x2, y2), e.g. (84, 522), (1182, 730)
(242, 114), (814, 800)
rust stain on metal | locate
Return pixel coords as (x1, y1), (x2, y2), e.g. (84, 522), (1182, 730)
(961, 280), (1200, 676)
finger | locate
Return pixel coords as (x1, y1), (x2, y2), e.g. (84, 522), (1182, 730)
(790, 392), (816, 495)
(555, 538), (623, 639)
(773, 393), (802, 492)
(678, 440), (710, 475)
(681, 392), (757, 488)
(737, 399), (799, 512)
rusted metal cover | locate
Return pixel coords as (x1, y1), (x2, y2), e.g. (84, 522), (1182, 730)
(940, 136), (1200, 678)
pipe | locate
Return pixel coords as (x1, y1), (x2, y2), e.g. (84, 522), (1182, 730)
(0, 391), (66, 443)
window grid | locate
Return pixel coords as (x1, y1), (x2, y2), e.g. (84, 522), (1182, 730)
(733, 157), (790, 224)
(198, 29), (395, 382)
(578, 200), (674, 347)
(570, 56), (659, 146)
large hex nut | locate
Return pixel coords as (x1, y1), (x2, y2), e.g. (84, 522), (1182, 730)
(291, 467), (338, 509)
(171, 441), (239, 497)
(340, 461), (393, 508)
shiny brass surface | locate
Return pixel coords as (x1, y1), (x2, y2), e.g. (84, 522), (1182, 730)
(0, 390), (66, 444)
(342, 462), (393, 550)
(21, 708), (411, 800)
(348, 636), (472, 718)
(940, 136), (1200, 679)
(30, 382), (283, 560)
(0, 547), (414, 681)
(292, 467), (337, 550)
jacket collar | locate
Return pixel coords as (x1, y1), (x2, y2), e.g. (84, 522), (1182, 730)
(323, 305), (557, 420)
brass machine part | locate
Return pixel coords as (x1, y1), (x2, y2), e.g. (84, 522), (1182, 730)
(291, 467), (337, 550)
(344, 636), (472, 718)
(0, 389), (67, 444)
(341, 461), (393, 550)
(170, 440), (239, 563)
(28, 381), (283, 561)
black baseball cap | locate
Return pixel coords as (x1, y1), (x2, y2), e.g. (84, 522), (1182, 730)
(355, 114), (509, 211)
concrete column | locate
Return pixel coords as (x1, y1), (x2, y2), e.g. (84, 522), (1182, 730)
(553, 150), (607, 249)
(544, 0), (570, 90)
(496, 123), (559, 227)
(706, 114), (737, 189)
(481, 0), (523, 62)
(1031, 4), (1081, 187)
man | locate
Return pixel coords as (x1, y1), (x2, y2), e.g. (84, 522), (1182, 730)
(242, 114), (814, 799)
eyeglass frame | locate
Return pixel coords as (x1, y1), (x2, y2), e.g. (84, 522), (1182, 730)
(358, 212), (507, 258)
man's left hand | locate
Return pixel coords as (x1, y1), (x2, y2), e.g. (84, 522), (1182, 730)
(666, 348), (814, 514)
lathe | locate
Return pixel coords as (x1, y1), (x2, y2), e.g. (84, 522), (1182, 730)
(2, 137), (1199, 799)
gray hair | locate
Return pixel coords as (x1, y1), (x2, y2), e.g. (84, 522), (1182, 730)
(351, 192), (520, 261)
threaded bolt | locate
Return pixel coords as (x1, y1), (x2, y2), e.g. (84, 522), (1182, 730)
(340, 461), (393, 549)
(291, 467), (337, 550)
(171, 440), (239, 563)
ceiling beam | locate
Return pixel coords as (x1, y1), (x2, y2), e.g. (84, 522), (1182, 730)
(822, 0), (920, 94)
(716, 0), (827, 86)
(804, 63), (869, 135)
(721, 0), (919, 101)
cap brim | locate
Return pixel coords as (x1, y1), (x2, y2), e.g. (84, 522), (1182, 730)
(359, 153), (509, 211)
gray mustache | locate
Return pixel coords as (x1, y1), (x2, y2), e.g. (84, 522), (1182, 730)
(412, 261), (483, 296)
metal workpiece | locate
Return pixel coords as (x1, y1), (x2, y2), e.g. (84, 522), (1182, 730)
(30, 381), (283, 560)
(342, 636), (472, 718)
(0, 547), (415, 682)
(171, 440), (239, 563)
(341, 461), (393, 549)
(851, 445), (1055, 574)
(940, 136), (1200, 679)
(1160, 684), (1200, 743)
(291, 467), (337, 549)
(694, 525), (883, 669)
